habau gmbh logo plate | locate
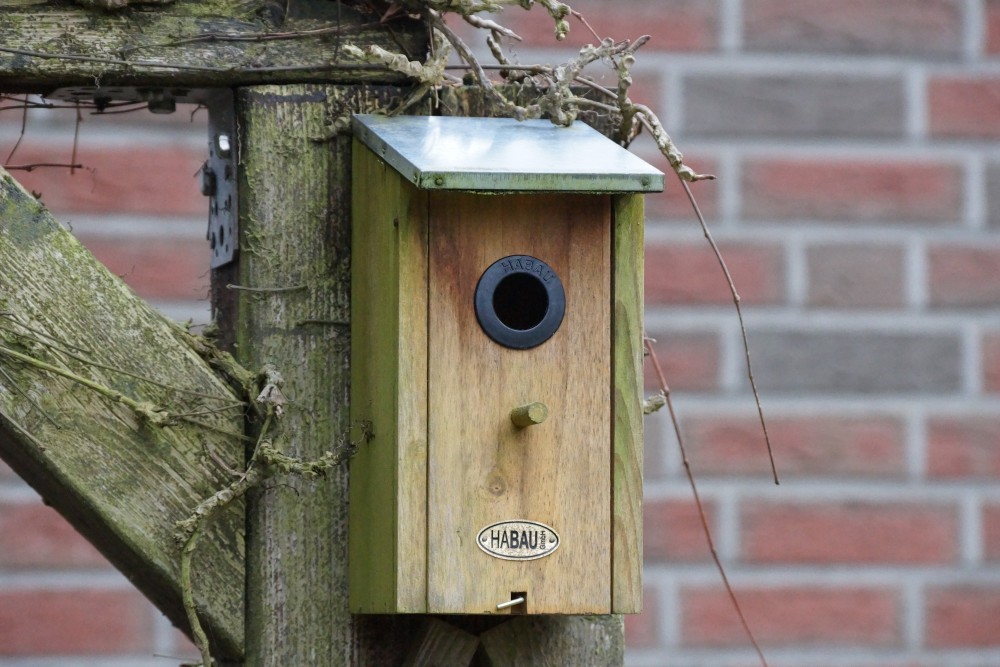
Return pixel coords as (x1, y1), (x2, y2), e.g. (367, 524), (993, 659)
(476, 520), (560, 561)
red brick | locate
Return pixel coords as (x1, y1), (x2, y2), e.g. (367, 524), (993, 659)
(927, 416), (1000, 478)
(743, 158), (963, 224)
(644, 241), (784, 306)
(644, 498), (714, 562)
(741, 501), (959, 564)
(989, 0), (1000, 54)
(807, 243), (906, 308)
(77, 236), (210, 302)
(0, 589), (154, 655)
(6, 143), (205, 217)
(682, 415), (907, 477)
(984, 504), (1000, 562)
(928, 244), (1000, 308)
(681, 585), (900, 647)
(0, 502), (109, 569)
(643, 330), (720, 392)
(985, 332), (1000, 393)
(486, 0), (719, 52)
(744, 0), (964, 56)
(624, 586), (660, 648)
(926, 586), (1000, 646)
(929, 76), (1000, 139)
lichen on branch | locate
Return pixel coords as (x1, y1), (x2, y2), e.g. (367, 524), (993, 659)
(361, 0), (715, 181)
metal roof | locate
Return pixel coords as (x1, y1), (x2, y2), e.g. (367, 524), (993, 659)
(352, 114), (664, 193)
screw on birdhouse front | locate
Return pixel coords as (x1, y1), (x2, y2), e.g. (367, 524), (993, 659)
(510, 402), (548, 428)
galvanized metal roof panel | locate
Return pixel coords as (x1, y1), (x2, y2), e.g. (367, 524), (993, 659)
(352, 114), (664, 193)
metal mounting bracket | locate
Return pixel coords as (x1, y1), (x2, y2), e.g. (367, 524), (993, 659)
(203, 90), (238, 268)
(45, 85), (238, 269)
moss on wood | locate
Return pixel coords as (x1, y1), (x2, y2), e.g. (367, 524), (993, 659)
(0, 0), (427, 91)
(0, 167), (246, 659)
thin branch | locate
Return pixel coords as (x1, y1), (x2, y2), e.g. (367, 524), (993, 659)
(176, 412), (271, 667)
(0, 365), (60, 429)
(644, 337), (770, 667)
(679, 179), (779, 485)
(0, 313), (93, 354)
(461, 13), (522, 40)
(0, 318), (245, 404)
(71, 103), (82, 176)
(5, 163), (84, 172)
(0, 343), (168, 426)
(5, 95), (29, 165)
(426, 9), (511, 112)
(226, 283), (306, 293)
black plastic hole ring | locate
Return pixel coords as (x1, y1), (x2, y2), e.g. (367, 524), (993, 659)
(474, 255), (565, 350)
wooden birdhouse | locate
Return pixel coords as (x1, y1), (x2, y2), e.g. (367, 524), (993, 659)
(348, 114), (663, 615)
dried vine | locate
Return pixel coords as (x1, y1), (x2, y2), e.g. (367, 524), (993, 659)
(174, 366), (366, 667)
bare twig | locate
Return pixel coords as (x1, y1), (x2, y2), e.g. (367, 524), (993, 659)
(176, 395), (363, 666)
(5, 163), (84, 172)
(5, 95), (29, 165)
(226, 283), (306, 293)
(0, 343), (169, 426)
(0, 317), (245, 405)
(644, 337), (770, 667)
(461, 13), (522, 40)
(679, 179), (779, 485)
(71, 103), (82, 176)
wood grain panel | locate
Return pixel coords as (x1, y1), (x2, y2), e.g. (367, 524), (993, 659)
(427, 192), (611, 614)
(611, 193), (644, 613)
(349, 141), (429, 612)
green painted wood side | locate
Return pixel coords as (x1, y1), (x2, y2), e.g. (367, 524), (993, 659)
(0, 168), (245, 658)
(349, 140), (429, 613)
(611, 192), (644, 614)
(0, 0), (426, 91)
(236, 84), (406, 666)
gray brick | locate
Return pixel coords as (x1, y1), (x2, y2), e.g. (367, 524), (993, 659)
(683, 74), (907, 138)
(746, 330), (963, 393)
(743, 0), (966, 57)
(988, 163), (1000, 229)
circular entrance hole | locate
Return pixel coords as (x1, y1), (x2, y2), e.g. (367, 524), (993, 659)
(492, 273), (549, 331)
(474, 255), (566, 350)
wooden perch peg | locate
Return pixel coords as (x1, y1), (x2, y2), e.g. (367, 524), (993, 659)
(510, 402), (549, 428)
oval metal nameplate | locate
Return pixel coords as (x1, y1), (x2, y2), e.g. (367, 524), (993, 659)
(477, 520), (560, 561)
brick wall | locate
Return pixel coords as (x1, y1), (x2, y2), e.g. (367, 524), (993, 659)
(1, 1), (999, 665)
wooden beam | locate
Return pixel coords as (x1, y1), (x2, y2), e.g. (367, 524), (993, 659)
(0, 0), (426, 92)
(401, 619), (479, 667)
(0, 168), (246, 659)
(235, 82), (418, 665)
(479, 616), (625, 666)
